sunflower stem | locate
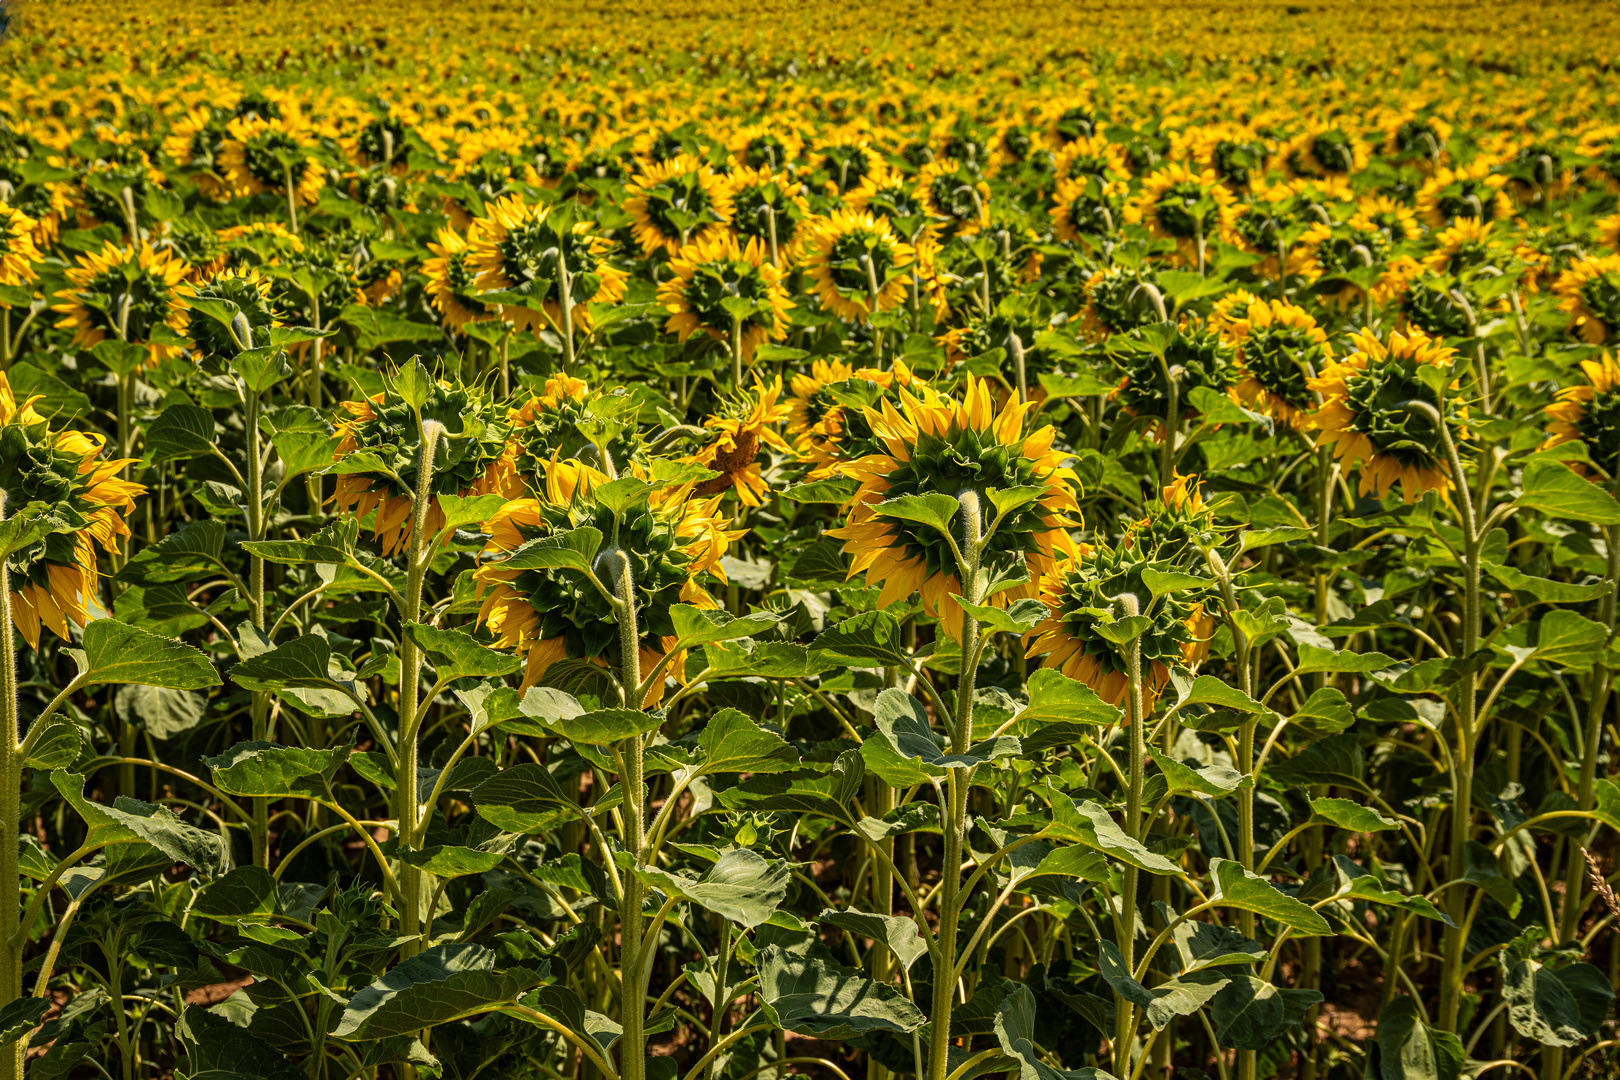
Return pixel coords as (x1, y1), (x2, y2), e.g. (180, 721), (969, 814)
(395, 418), (445, 979)
(283, 160), (299, 236)
(244, 385), (272, 868)
(1402, 399), (1479, 1035)
(556, 241), (576, 374)
(614, 552), (648, 1080)
(0, 494), (28, 1080)
(731, 315), (744, 391)
(927, 490), (983, 1080)
(860, 253), (884, 365)
(1111, 591), (1145, 1077)
(1007, 330), (1027, 407)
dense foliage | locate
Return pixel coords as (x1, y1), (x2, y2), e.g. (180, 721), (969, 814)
(0, 2), (1617, 1079)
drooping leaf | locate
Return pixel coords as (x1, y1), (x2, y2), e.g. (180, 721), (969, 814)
(1208, 857), (1332, 936)
(632, 848), (790, 929)
(756, 946), (926, 1041)
(333, 943), (544, 1040)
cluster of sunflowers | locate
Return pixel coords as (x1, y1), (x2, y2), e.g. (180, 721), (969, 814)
(3, 1), (1620, 1078)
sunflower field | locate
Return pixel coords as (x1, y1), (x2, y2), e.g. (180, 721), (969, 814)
(1, 1), (1620, 1079)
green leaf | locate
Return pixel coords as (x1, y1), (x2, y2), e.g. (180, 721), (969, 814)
(401, 845), (507, 879)
(333, 943), (544, 1040)
(1018, 667), (1124, 747)
(240, 518), (358, 565)
(948, 594), (1049, 636)
(1238, 527), (1310, 555)
(1269, 732), (1367, 792)
(1097, 940), (1228, 1031)
(1140, 568), (1209, 598)
(1373, 995), (1463, 1080)
(1167, 917), (1267, 972)
(1502, 955), (1613, 1048)
(205, 741), (353, 799)
(544, 707), (665, 745)
(994, 982), (1119, 1080)
(74, 620), (220, 690)
(336, 304), (442, 351)
(757, 946), (925, 1040)
(177, 1006), (304, 1080)
(1311, 797), (1397, 832)
(192, 866), (279, 923)
(810, 611), (910, 667)
(1330, 856), (1455, 925)
(1518, 609), (1610, 672)
(694, 709), (800, 775)
(668, 605), (783, 650)
(144, 404), (217, 462)
(866, 688), (1020, 778)
(1209, 857), (1331, 935)
(817, 908), (929, 972)
(632, 849), (790, 929)
(1206, 973), (1320, 1050)
(229, 635), (359, 700)
(0, 998), (48, 1049)
(436, 493), (509, 534)
(1046, 796), (1181, 874)
(405, 623), (522, 681)
(469, 763), (579, 833)
(118, 520), (227, 585)
(1148, 748), (1248, 796)
(1295, 643), (1397, 676)
(51, 770), (226, 875)
(1515, 460), (1620, 525)
(871, 493), (963, 539)
(498, 528), (603, 574)
(1175, 675), (1267, 714)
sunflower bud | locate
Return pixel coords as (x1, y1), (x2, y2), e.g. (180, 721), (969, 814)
(229, 311), (254, 351)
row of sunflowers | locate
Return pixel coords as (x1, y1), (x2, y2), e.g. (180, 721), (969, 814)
(0, 2), (1617, 1080)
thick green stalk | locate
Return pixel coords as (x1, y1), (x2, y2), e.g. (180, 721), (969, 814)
(1427, 409), (1480, 1036)
(1112, 594), (1145, 1075)
(244, 386), (272, 868)
(1559, 517), (1620, 945)
(396, 420), (444, 960)
(556, 243), (576, 373)
(616, 554), (648, 1080)
(0, 495), (25, 1080)
(927, 491), (983, 1080)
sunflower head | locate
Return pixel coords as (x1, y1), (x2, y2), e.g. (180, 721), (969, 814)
(726, 166), (810, 256)
(1541, 353), (1620, 479)
(658, 233), (793, 361)
(1125, 164), (1235, 262)
(1218, 299), (1332, 427)
(684, 375), (792, 507)
(474, 468), (740, 698)
(1051, 172), (1125, 242)
(0, 202), (40, 296)
(219, 115), (325, 206)
(1416, 161), (1513, 227)
(916, 158), (990, 238)
(1555, 255), (1620, 345)
(786, 359), (925, 478)
(1306, 328), (1470, 504)
(423, 226), (492, 333)
(466, 195), (626, 334)
(1080, 267), (1163, 339)
(803, 209), (916, 325)
(505, 374), (646, 497)
(1109, 324), (1236, 437)
(828, 376), (1079, 639)
(331, 367), (513, 556)
(623, 154), (735, 257)
(178, 267), (279, 360)
(52, 241), (190, 365)
(1024, 541), (1213, 712)
(0, 372), (145, 650)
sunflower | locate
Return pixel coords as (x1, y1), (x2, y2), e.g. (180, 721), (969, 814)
(1541, 353), (1620, 480)
(422, 226), (492, 333)
(1080, 267), (1165, 339)
(1110, 324), (1237, 440)
(1125, 164), (1237, 263)
(0, 202), (40, 297)
(0, 373), (145, 650)
(1217, 299), (1332, 427)
(1050, 172), (1127, 241)
(1423, 217), (1509, 277)
(786, 358), (925, 478)
(52, 241), (190, 365)
(623, 153), (735, 257)
(1305, 328), (1470, 504)
(1385, 113), (1452, 166)
(177, 267), (279, 359)
(1554, 255), (1620, 345)
(217, 115), (326, 207)
(827, 376), (1080, 640)
(330, 376), (513, 557)
(802, 210), (916, 325)
(915, 158), (990, 238)
(1282, 127), (1368, 180)
(1024, 539), (1213, 712)
(503, 374), (646, 497)
(473, 466), (741, 701)
(658, 233), (792, 362)
(812, 137), (890, 200)
(684, 375), (792, 507)
(1415, 161), (1514, 227)
(726, 166), (811, 262)
(466, 194), (628, 334)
